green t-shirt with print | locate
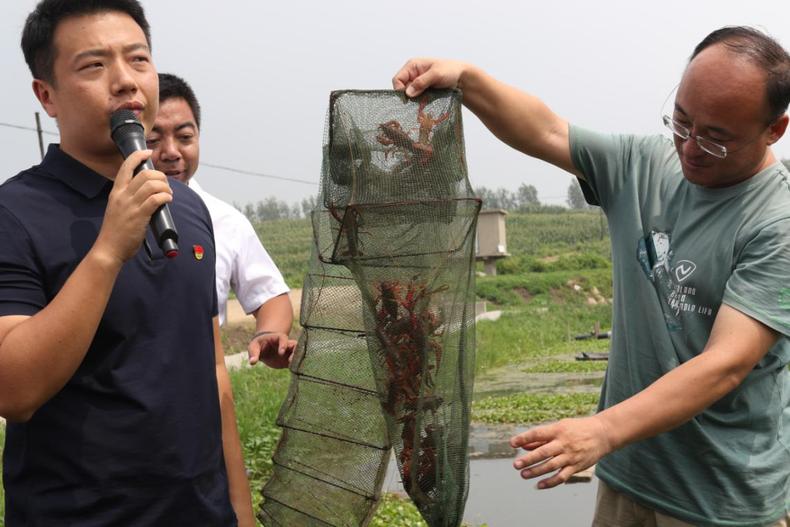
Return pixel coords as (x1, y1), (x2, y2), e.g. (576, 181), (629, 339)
(570, 125), (790, 526)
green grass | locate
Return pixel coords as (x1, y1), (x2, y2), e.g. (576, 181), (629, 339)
(369, 494), (487, 527)
(369, 494), (428, 527)
(473, 393), (600, 425)
(475, 304), (611, 373)
(475, 268), (612, 307)
(255, 211), (610, 289)
(228, 365), (290, 522)
(504, 211), (609, 256)
(521, 358), (609, 374)
(254, 217), (312, 288)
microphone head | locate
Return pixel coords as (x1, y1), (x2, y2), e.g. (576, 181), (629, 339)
(110, 109), (144, 142)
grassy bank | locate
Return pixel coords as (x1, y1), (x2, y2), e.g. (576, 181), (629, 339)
(257, 211), (610, 289)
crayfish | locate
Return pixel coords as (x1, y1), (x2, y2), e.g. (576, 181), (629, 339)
(374, 279), (447, 506)
(375, 96), (449, 169)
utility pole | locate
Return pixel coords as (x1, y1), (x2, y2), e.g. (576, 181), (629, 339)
(35, 112), (44, 160)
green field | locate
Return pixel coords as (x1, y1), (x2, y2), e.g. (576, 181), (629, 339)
(0, 210), (610, 527)
(258, 210), (609, 288)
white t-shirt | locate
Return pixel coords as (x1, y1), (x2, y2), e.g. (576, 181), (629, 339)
(190, 179), (289, 326)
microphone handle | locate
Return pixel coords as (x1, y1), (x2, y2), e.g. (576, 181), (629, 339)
(115, 136), (179, 257)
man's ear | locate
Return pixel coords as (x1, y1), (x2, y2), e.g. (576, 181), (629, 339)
(32, 79), (58, 119)
(767, 113), (789, 145)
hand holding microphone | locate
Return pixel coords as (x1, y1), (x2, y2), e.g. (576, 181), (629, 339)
(110, 109), (179, 258)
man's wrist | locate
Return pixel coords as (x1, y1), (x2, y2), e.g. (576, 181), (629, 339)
(457, 64), (481, 93)
(85, 244), (125, 275)
(251, 330), (276, 340)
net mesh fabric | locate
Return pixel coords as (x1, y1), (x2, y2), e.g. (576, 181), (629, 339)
(261, 89), (480, 527)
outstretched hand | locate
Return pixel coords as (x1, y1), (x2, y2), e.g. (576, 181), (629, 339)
(510, 415), (613, 489)
(248, 331), (297, 369)
(392, 58), (470, 98)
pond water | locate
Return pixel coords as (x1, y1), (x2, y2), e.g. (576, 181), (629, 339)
(382, 423), (598, 527)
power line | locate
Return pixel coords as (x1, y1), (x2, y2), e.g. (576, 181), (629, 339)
(0, 120), (317, 186)
(201, 163), (316, 186)
(0, 121), (58, 136)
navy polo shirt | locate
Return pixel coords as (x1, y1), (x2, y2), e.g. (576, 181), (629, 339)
(0, 145), (236, 526)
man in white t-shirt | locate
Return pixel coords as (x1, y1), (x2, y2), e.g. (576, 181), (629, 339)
(148, 73), (294, 368)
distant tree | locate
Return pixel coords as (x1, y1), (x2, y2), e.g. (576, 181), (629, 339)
(566, 180), (589, 209)
(475, 186), (520, 210)
(301, 196), (318, 217)
(495, 187), (517, 210)
(243, 203), (256, 223)
(474, 186), (495, 209)
(515, 183), (540, 211)
(255, 201), (268, 221)
(255, 197), (290, 221)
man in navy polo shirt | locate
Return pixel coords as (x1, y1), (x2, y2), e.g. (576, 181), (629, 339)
(0, 1), (257, 525)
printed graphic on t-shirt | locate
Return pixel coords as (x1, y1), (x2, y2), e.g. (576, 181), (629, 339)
(637, 230), (715, 332)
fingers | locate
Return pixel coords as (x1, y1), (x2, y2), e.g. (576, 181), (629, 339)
(514, 446), (585, 489)
(392, 59), (423, 91)
(278, 333), (288, 357)
(96, 151), (174, 263)
(115, 149), (151, 188)
(247, 338), (261, 365)
(513, 441), (561, 470)
(537, 465), (578, 489)
(392, 58), (450, 98)
(248, 334), (277, 366)
(114, 150), (173, 210)
(404, 69), (436, 98)
(247, 333), (293, 367)
(511, 417), (608, 490)
(518, 453), (567, 480)
(510, 424), (555, 448)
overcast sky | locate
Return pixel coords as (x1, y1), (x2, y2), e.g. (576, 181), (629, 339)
(2, 1), (790, 207)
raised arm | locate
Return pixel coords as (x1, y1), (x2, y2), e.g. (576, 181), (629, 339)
(0, 151), (172, 421)
(392, 58), (582, 179)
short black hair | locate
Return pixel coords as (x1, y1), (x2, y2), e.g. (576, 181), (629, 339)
(158, 73), (202, 129)
(692, 26), (790, 122)
(21, 0), (151, 84)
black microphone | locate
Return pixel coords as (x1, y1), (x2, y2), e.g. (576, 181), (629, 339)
(110, 109), (179, 258)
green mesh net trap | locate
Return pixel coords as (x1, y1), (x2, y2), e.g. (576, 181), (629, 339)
(260, 89), (481, 527)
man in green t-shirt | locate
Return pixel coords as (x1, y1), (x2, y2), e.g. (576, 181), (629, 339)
(393, 27), (790, 526)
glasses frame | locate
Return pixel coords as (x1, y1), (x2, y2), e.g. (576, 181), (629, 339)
(662, 115), (728, 159)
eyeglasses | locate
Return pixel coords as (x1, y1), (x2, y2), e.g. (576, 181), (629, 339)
(662, 115), (728, 159)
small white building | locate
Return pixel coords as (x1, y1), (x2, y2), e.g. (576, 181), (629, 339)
(475, 209), (509, 275)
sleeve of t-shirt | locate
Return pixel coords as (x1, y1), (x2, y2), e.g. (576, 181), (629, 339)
(569, 125), (674, 213)
(723, 218), (790, 339)
(0, 205), (46, 316)
(234, 216), (290, 315)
